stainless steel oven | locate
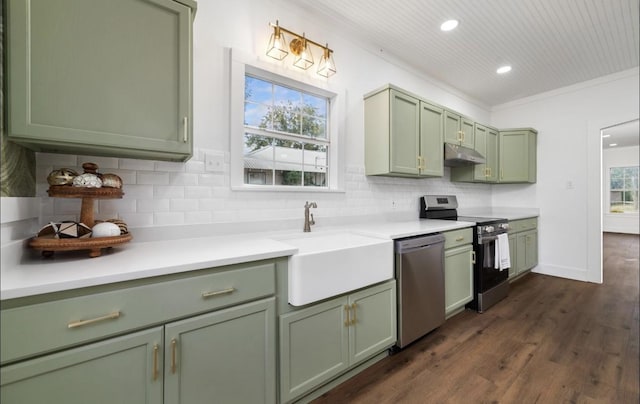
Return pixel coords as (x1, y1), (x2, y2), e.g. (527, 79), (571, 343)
(420, 195), (510, 313)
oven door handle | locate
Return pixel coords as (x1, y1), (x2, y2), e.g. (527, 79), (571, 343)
(478, 233), (507, 243)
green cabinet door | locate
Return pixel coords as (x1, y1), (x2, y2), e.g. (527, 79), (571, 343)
(444, 244), (474, 317)
(524, 231), (538, 270)
(7, 0), (195, 162)
(516, 232), (528, 275)
(0, 327), (163, 404)
(508, 233), (518, 279)
(390, 90), (421, 175)
(444, 111), (474, 148)
(364, 86), (443, 178)
(279, 297), (349, 403)
(348, 281), (396, 365)
(419, 102), (445, 177)
(499, 128), (537, 183)
(486, 127), (499, 182)
(279, 281), (396, 403)
(164, 298), (276, 404)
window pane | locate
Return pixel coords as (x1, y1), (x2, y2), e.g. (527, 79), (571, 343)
(245, 76), (272, 103)
(301, 116), (326, 138)
(611, 178), (624, 190)
(271, 104), (301, 134)
(243, 73), (331, 188)
(244, 102), (271, 128)
(274, 85), (302, 107)
(610, 167), (623, 178)
(303, 93), (327, 118)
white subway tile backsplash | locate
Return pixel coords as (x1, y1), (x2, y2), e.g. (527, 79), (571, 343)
(36, 149), (492, 229)
(120, 159), (156, 171)
(137, 171), (170, 185)
(137, 199), (170, 213)
(119, 212), (154, 228)
(170, 198), (199, 212)
(185, 186), (212, 199)
(185, 211), (212, 224)
(78, 156), (119, 170)
(155, 161), (185, 172)
(155, 186), (185, 199)
(170, 172), (198, 186)
(154, 212), (185, 226)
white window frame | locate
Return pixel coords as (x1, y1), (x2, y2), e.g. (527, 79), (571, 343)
(606, 164), (639, 214)
(229, 48), (344, 192)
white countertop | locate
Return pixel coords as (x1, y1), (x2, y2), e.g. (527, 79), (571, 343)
(0, 219), (475, 300)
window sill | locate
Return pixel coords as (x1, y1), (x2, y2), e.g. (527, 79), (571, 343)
(231, 185), (345, 194)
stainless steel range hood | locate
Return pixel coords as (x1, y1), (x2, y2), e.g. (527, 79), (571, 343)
(443, 143), (486, 166)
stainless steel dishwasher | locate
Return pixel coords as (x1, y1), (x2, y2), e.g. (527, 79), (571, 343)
(394, 233), (446, 348)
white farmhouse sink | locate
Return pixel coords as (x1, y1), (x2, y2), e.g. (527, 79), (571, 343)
(277, 231), (394, 306)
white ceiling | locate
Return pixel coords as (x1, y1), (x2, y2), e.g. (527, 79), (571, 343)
(602, 119), (640, 149)
(287, 0), (640, 106)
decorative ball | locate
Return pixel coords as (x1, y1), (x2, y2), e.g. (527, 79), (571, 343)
(38, 221), (92, 239)
(73, 173), (102, 188)
(47, 168), (78, 186)
(95, 219), (128, 235)
(101, 173), (123, 188)
(92, 222), (121, 238)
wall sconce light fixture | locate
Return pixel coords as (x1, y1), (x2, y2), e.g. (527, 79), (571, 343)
(266, 21), (336, 78)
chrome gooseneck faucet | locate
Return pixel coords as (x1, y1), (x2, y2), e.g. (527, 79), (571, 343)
(303, 201), (317, 232)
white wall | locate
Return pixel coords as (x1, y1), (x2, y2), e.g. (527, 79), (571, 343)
(35, 0), (494, 231)
(602, 145), (640, 234)
(491, 68), (640, 283)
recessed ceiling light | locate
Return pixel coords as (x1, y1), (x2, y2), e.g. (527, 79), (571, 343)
(602, 134), (611, 138)
(440, 20), (459, 31)
(496, 65), (512, 74)
(609, 143), (618, 147)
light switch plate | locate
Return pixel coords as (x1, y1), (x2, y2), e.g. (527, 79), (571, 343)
(205, 152), (225, 173)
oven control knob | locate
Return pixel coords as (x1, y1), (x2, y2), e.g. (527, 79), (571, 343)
(500, 223), (509, 231)
(485, 225), (495, 233)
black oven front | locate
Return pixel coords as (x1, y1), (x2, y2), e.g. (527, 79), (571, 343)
(465, 221), (510, 313)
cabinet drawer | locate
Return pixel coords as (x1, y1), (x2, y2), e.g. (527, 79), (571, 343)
(443, 227), (473, 249)
(1, 262), (275, 364)
(509, 217), (538, 233)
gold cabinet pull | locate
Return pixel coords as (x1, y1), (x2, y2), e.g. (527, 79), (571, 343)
(171, 339), (177, 374)
(67, 311), (121, 329)
(201, 287), (235, 299)
(472, 251), (476, 264)
(351, 303), (357, 325)
(152, 344), (159, 381)
(182, 116), (188, 143)
(455, 236), (464, 241)
(344, 305), (350, 326)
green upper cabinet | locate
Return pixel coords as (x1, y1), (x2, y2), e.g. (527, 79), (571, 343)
(419, 101), (445, 177)
(364, 85), (443, 178)
(450, 123), (499, 183)
(444, 110), (474, 149)
(6, 0), (196, 162)
(499, 128), (537, 183)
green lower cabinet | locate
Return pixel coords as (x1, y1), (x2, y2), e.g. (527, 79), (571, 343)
(1, 327), (163, 404)
(164, 298), (276, 404)
(279, 281), (396, 403)
(1, 298), (276, 404)
(508, 233), (518, 279)
(509, 218), (539, 280)
(444, 244), (474, 317)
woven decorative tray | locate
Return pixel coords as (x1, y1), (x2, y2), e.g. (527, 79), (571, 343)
(29, 234), (133, 258)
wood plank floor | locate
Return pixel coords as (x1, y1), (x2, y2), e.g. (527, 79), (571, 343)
(311, 232), (639, 403)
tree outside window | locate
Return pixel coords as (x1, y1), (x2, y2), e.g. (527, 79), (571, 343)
(243, 75), (328, 187)
(610, 166), (639, 213)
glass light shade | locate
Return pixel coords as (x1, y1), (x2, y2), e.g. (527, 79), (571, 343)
(266, 26), (288, 60)
(317, 47), (336, 77)
(293, 39), (314, 70)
